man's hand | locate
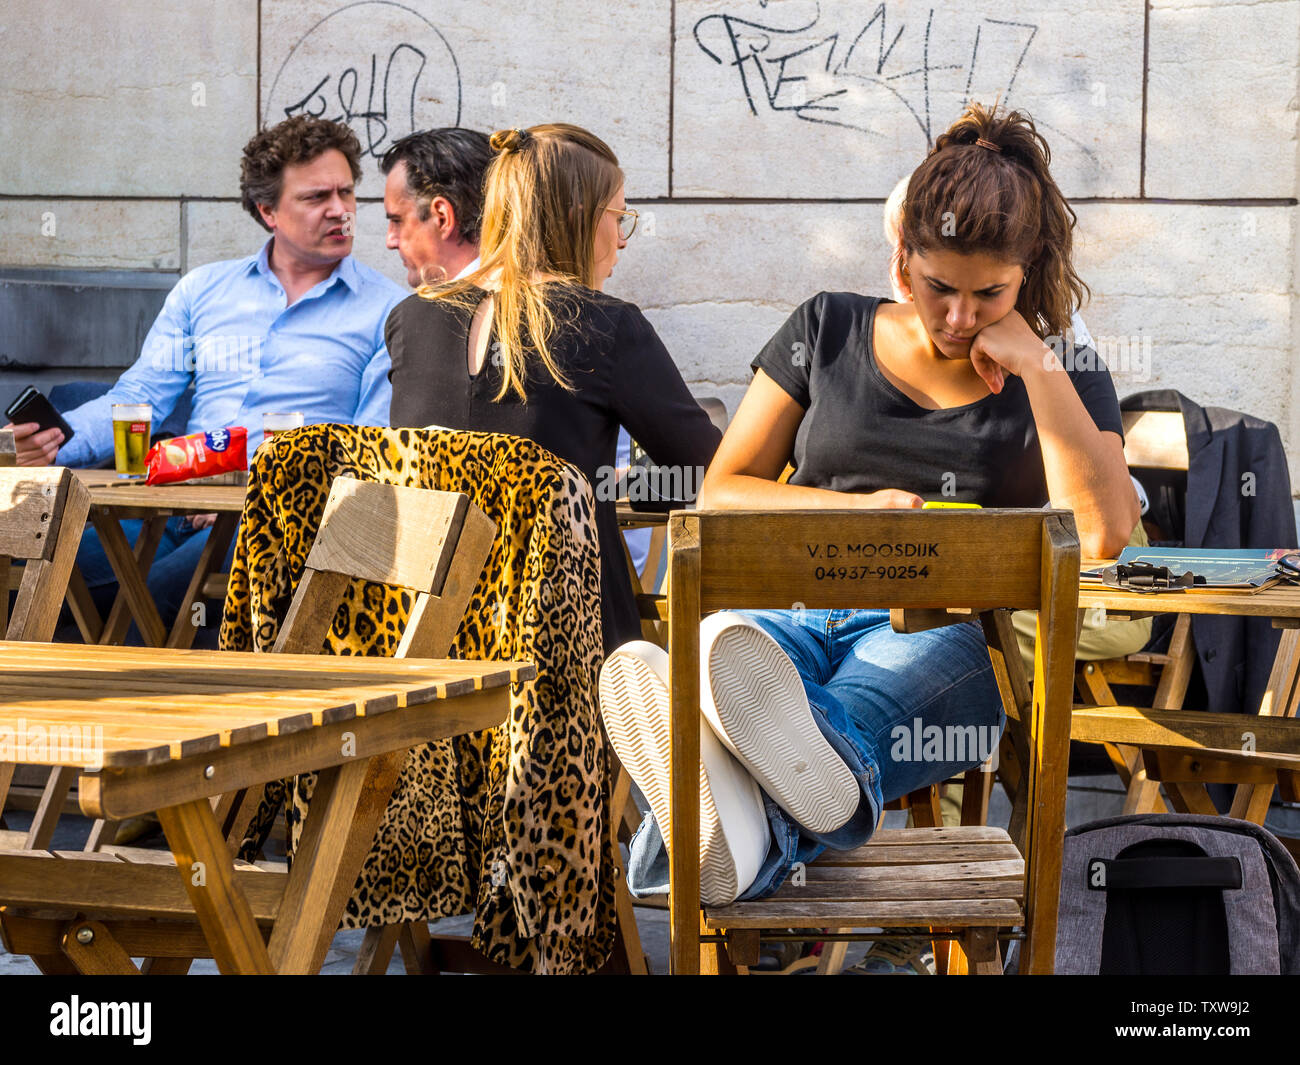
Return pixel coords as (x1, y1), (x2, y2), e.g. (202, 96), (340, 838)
(2, 421), (64, 466)
(968, 310), (1051, 395)
(184, 513), (218, 531)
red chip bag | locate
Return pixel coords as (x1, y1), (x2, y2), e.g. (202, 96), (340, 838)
(145, 427), (247, 485)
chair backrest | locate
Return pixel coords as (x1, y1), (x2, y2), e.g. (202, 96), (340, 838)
(0, 467), (91, 641)
(1122, 410), (1188, 471)
(664, 508), (1080, 974)
(272, 475), (496, 658)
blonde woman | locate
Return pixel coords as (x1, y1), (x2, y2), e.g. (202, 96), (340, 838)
(386, 124), (720, 651)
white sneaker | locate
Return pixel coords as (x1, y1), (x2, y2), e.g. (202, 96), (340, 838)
(699, 612), (859, 834)
(599, 640), (769, 905)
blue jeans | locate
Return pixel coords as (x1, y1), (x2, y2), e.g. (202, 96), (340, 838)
(627, 608), (1005, 900)
(76, 517), (235, 640)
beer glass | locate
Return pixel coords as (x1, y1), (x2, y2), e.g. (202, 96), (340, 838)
(262, 411), (305, 443)
(111, 403), (151, 478)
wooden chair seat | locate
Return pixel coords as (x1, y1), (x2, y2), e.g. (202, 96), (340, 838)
(704, 827), (1023, 930)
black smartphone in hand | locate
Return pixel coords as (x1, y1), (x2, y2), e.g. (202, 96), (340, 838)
(4, 387), (75, 446)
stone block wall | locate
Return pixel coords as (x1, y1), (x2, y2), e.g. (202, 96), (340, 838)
(2, 0), (1297, 478)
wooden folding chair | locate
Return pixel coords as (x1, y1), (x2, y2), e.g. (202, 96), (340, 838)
(0, 467), (92, 850)
(664, 508), (1079, 975)
(0, 476), (497, 973)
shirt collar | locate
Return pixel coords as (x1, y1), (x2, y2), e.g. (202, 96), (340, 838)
(247, 238), (360, 294)
(452, 256), (481, 281)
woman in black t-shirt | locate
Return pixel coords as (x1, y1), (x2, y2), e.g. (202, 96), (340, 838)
(601, 104), (1142, 910)
(386, 124), (720, 653)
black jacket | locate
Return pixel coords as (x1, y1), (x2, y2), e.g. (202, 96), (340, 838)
(1122, 390), (1297, 717)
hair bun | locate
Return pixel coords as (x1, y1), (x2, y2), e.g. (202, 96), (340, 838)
(490, 127), (531, 153)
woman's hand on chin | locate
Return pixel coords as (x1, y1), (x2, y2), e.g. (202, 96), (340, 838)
(857, 489), (924, 509)
(968, 310), (1051, 395)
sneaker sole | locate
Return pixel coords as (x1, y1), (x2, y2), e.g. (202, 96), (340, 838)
(703, 619), (859, 834)
(600, 643), (766, 906)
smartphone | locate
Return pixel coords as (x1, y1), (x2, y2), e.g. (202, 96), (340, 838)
(922, 500), (982, 509)
(4, 387), (75, 446)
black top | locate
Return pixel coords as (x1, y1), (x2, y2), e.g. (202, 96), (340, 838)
(387, 285), (722, 652)
(752, 292), (1124, 505)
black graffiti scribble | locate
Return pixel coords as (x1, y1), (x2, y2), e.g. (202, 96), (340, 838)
(694, 3), (1053, 150)
(284, 42), (428, 159)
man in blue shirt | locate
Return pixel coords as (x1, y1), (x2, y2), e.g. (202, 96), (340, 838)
(4, 115), (405, 634)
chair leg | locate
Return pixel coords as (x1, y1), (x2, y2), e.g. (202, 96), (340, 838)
(396, 922), (433, 975)
(816, 937), (851, 974)
(1121, 754), (1169, 814)
(353, 924), (402, 974)
(699, 915), (742, 975)
(1163, 781), (1219, 816)
(84, 818), (118, 852)
(605, 752), (650, 974)
(25, 765), (77, 850)
(1230, 779), (1279, 824)
(906, 785), (943, 828)
(960, 767), (994, 826)
(958, 927), (1002, 975)
(943, 937), (969, 975)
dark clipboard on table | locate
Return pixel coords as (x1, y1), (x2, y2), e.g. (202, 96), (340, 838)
(1082, 547), (1300, 594)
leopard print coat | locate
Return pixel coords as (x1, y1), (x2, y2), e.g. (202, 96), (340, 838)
(219, 424), (616, 973)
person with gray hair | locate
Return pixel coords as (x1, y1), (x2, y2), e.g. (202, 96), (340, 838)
(381, 128), (493, 288)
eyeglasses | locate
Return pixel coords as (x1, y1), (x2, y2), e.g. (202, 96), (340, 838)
(605, 206), (639, 241)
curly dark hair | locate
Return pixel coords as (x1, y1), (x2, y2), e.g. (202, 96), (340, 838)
(380, 128), (492, 246)
(240, 116), (363, 231)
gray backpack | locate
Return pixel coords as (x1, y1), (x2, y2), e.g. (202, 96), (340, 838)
(1055, 813), (1300, 974)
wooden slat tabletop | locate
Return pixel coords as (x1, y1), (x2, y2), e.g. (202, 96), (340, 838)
(1079, 581), (1300, 620)
(0, 641), (533, 768)
(73, 470), (248, 514)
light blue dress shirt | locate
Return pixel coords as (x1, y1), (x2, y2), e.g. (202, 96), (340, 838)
(58, 240), (406, 467)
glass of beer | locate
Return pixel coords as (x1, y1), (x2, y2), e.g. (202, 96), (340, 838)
(111, 403), (151, 478)
(262, 411), (305, 443)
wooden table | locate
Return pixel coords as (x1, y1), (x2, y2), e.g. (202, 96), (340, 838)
(0, 640), (532, 974)
(1075, 580), (1300, 819)
(70, 470), (247, 648)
